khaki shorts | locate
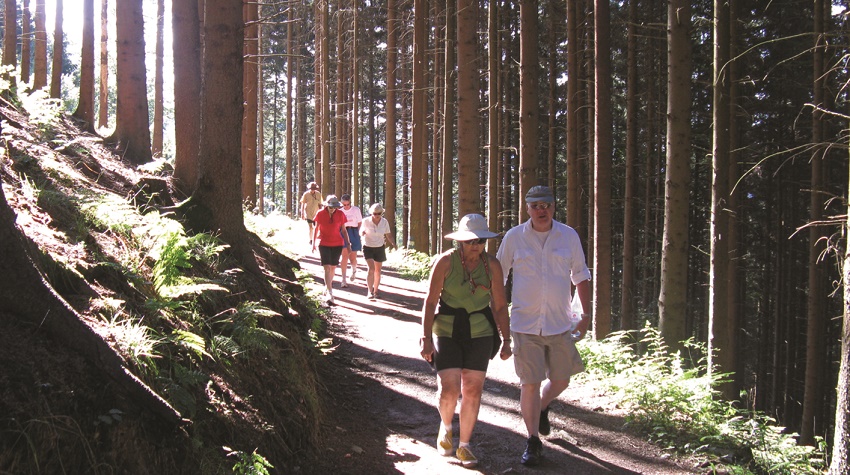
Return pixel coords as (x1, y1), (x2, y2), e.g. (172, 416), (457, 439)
(512, 331), (585, 385)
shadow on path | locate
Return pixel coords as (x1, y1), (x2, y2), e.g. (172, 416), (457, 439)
(303, 251), (698, 474)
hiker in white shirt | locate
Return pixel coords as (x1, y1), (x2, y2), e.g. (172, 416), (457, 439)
(495, 185), (592, 467)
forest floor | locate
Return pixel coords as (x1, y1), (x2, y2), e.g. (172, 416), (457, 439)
(293, 241), (705, 475)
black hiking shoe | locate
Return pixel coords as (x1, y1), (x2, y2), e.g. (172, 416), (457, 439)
(539, 406), (551, 436)
(521, 435), (542, 466)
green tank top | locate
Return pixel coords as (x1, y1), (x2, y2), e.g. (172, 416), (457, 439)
(432, 249), (494, 339)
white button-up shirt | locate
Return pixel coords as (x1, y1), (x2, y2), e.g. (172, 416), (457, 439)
(496, 219), (591, 336)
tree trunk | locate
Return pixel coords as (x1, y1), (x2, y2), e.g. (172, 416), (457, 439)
(565, 0), (579, 228)
(593, 0), (612, 339)
(802, 0), (827, 445)
(98, 0), (109, 129)
(2, 0), (16, 74)
(152, 0), (165, 157)
(410, 0), (428, 252)
(456, 0), (480, 216)
(518, 0), (538, 221)
(659, 0), (692, 352)
(320, 0), (331, 193)
(385, 0), (398, 238)
(72, 0), (96, 132)
(430, 0), (442, 255)
(285, 6), (294, 216)
(105, 0), (152, 165)
(241, 0), (259, 206)
(440, 0), (455, 253)
(709, 0), (734, 399)
(352, 3), (360, 205)
(727, 0), (742, 399)
(257, 20), (264, 214)
(486, 0), (499, 255)
(21, 0), (31, 83)
(171, 0), (201, 195)
(0, 186), (183, 427)
(181, 0), (259, 275)
(335, 11), (346, 197)
(33, 0), (47, 90)
(49, 0), (63, 99)
(829, 145), (850, 474)
(621, 0), (638, 332)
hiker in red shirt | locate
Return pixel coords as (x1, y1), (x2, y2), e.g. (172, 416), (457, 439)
(312, 195), (351, 305)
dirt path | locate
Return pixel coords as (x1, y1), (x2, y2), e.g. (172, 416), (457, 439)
(298, 248), (699, 475)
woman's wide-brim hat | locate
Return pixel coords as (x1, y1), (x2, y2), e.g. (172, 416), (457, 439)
(324, 195), (342, 208)
(444, 214), (499, 241)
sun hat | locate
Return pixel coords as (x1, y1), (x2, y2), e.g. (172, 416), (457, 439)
(444, 214), (499, 241)
(341, 194), (351, 202)
(369, 203), (384, 214)
(308, 181), (319, 190)
(324, 195), (342, 208)
(525, 185), (554, 203)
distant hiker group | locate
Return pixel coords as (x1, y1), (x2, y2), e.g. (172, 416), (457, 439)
(301, 183), (396, 306)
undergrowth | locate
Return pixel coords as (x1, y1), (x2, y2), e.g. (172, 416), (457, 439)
(578, 325), (827, 475)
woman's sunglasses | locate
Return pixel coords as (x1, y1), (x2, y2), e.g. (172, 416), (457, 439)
(528, 202), (552, 210)
(462, 238), (487, 245)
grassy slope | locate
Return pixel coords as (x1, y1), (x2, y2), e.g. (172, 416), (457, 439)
(1, 93), (326, 474)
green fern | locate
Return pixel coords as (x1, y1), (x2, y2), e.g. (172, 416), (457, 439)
(210, 302), (287, 357)
(578, 325), (827, 474)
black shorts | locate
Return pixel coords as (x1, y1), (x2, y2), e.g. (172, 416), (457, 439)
(307, 219), (315, 225)
(319, 245), (343, 266)
(363, 245), (387, 262)
(432, 336), (493, 372)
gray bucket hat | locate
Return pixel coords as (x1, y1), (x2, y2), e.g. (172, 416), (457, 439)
(323, 195), (342, 208)
(444, 214), (499, 241)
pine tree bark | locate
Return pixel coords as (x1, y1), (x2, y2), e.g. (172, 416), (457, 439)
(456, 0), (480, 216)
(285, 6), (294, 216)
(105, 0), (152, 165)
(594, 0), (612, 338)
(486, 0), (499, 255)
(565, 0), (580, 228)
(21, 0), (31, 83)
(72, 0), (96, 132)
(621, 0), (638, 332)
(709, 0), (734, 399)
(49, 0), (63, 99)
(659, 0), (692, 352)
(385, 0), (398, 238)
(171, 0), (201, 195)
(241, 0), (259, 206)
(829, 150), (850, 473)
(2, 0), (16, 73)
(152, 0), (165, 157)
(320, 0), (331, 193)
(518, 0), (538, 221)
(98, 0), (108, 129)
(802, 0), (827, 445)
(33, 0), (47, 90)
(410, 0), (428, 252)
(180, 0), (259, 275)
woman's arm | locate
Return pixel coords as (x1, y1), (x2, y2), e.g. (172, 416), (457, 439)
(420, 254), (449, 362)
(384, 232), (397, 249)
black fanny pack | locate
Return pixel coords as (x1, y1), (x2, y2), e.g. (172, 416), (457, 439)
(437, 299), (500, 359)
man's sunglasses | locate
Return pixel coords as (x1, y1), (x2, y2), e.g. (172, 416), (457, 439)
(528, 202), (552, 210)
(462, 238), (487, 245)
